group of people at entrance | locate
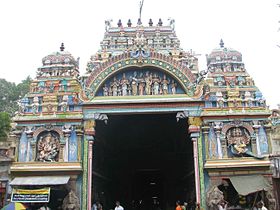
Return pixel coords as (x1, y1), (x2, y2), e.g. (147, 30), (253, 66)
(92, 201), (124, 210)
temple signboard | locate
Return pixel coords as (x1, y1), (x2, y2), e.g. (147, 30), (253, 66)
(11, 188), (50, 203)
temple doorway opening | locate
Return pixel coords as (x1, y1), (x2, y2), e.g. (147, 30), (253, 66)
(92, 113), (195, 210)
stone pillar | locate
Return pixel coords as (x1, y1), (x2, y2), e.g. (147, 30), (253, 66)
(253, 123), (261, 156)
(87, 139), (94, 210)
(76, 128), (84, 162)
(264, 124), (272, 154)
(188, 117), (201, 208)
(25, 129), (34, 161)
(192, 135), (201, 207)
(13, 130), (22, 162)
(214, 122), (223, 158)
(62, 125), (72, 162)
(202, 126), (209, 159)
(83, 114), (108, 210)
(84, 120), (96, 210)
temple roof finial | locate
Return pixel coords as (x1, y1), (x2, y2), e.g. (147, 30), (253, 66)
(149, 18), (153, 26)
(127, 19), (132, 27)
(60, 43), (65, 51)
(117, 19), (122, 27)
(137, 18), (142, 25)
(158, 18), (163, 26)
(220, 39), (224, 48)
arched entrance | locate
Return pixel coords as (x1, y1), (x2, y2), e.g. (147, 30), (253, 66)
(92, 113), (195, 210)
(82, 58), (204, 209)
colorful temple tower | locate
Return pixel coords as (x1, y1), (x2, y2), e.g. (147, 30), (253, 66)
(202, 40), (275, 209)
(8, 19), (278, 210)
(11, 44), (83, 209)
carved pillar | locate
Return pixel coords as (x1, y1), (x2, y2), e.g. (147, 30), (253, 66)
(188, 117), (202, 208)
(202, 126), (210, 159)
(87, 138), (94, 210)
(83, 113), (108, 210)
(76, 128), (84, 162)
(253, 121), (261, 156)
(13, 130), (22, 162)
(25, 127), (34, 161)
(62, 124), (72, 162)
(31, 139), (36, 161)
(83, 120), (95, 210)
(214, 122), (223, 159)
(264, 124), (272, 154)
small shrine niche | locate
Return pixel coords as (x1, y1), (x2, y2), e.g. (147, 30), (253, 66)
(226, 127), (252, 157)
(96, 68), (185, 97)
(36, 131), (60, 162)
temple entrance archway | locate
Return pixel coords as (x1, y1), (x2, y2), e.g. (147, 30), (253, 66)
(91, 113), (196, 210)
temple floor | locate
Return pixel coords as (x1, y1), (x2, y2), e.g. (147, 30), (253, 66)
(93, 113), (195, 210)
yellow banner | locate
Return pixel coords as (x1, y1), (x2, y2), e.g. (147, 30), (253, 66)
(12, 188), (50, 195)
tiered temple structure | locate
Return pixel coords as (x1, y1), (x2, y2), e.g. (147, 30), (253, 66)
(6, 19), (279, 210)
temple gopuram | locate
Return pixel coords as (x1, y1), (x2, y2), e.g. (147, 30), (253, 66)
(5, 18), (279, 210)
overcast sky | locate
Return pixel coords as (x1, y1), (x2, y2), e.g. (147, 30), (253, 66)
(0, 0), (279, 108)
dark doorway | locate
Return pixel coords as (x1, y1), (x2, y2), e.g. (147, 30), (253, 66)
(92, 113), (195, 210)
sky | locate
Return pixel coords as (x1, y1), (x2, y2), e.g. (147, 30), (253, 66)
(0, 0), (279, 108)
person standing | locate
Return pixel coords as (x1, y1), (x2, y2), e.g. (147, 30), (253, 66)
(176, 201), (182, 210)
(115, 201), (124, 210)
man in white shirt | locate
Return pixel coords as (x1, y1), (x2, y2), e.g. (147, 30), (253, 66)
(115, 201), (124, 210)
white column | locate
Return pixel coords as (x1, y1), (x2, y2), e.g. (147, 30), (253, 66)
(254, 125), (261, 156)
(87, 140), (94, 210)
(192, 136), (201, 207)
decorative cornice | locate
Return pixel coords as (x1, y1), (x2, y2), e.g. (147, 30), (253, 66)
(204, 158), (270, 169)
(10, 162), (82, 173)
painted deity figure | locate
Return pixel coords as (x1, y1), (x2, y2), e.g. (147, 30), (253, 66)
(103, 84), (109, 96)
(225, 64), (231, 72)
(108, 86), (113, 96)
(227, 127), (250, 155)
(171, 80), (177, 94)
(152, 73), (160, 95)
(37, 133), (60, 162)
(120, 73), (129, 96)
(258, 126), (269, 155)
(208, 127), (218, 159)
(32, 96), (40, 114)
(131, 71), (138, 96)
(162, 74), (169, 95)
(49, 82), (54, 93)
(19, 132), (28, 162)
(138, 73), (145, 96)
(59, 95), (68, 112)
(144, 71), (152, 95)
(111, 77), (119, 96)
(238, 76), (245, 86)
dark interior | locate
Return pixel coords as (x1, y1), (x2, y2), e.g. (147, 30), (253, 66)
(92, 113), (195, 210)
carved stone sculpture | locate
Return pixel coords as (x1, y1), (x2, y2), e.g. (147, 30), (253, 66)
(37, 132), (60, 162)
(227, 127), (250, 155)
(99, 70), (179, 96)
(206, 186), (224, 210)
(62, 190), (80, 210)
